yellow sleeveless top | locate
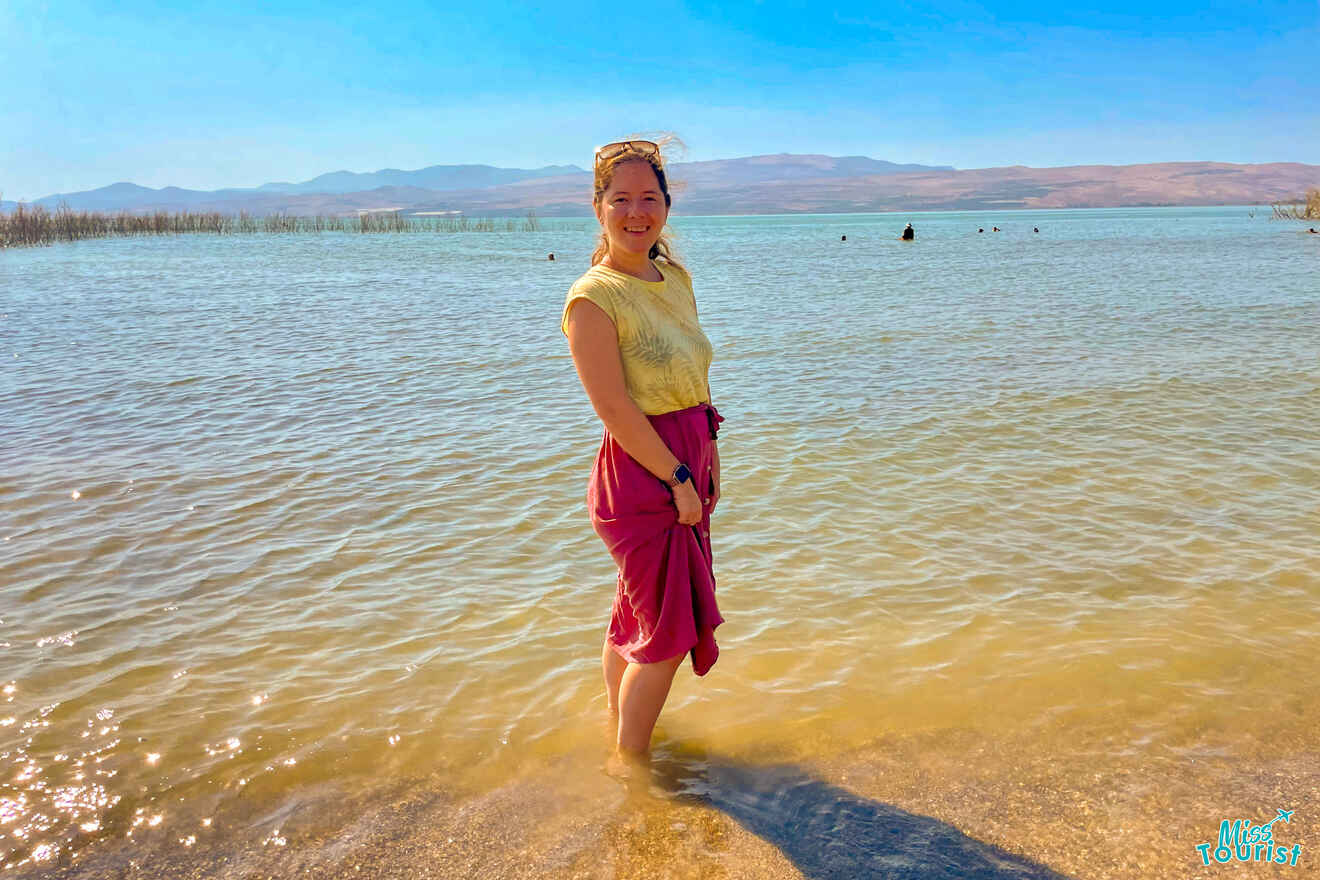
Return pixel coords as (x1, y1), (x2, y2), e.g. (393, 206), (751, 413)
(561, 261), (713, 416)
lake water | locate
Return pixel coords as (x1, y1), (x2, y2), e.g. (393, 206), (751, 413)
(1, 207), (1317, 878)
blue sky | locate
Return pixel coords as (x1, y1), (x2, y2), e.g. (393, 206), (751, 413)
(3, 0), (1316, 200)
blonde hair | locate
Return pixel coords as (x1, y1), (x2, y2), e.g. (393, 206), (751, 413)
(590, 137), (685, 274)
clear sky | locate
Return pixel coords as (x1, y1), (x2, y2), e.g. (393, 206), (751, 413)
(3, 0), (1316, 200)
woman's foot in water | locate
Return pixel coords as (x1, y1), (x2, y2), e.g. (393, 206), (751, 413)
(604, 746), (653, 796)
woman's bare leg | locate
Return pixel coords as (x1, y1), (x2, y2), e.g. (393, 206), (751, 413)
(602, 640), (627, 715)
(616, 653), (685, 757)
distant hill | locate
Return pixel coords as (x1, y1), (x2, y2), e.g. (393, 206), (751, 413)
(7, 155), (1315, 216)
(660, 159), (1318, 215)
(254, 163), (584, 194)
(21, 163), (589, 213)
(395, 158), (1315, 216)
(675, 154), (955, 184)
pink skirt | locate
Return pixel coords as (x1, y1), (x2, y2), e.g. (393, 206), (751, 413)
(588, 403), (724, 675)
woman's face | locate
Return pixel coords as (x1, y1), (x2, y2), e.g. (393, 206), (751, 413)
(595, 159), (669, 260)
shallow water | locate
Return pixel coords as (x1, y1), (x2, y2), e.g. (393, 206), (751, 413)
(1, 207), (1317, 876)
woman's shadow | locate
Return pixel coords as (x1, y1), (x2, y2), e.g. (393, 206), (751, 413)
(648, 749), (1072, 880)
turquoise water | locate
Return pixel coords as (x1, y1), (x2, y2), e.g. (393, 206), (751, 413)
(1, 207), (1316, 877)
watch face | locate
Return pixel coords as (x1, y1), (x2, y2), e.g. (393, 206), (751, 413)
(674, 464), (692, 484)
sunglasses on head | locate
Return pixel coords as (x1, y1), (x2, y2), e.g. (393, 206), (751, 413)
(594, 140), (659, 164)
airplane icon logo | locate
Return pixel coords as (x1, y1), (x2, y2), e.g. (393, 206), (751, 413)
(1267, 809), (1295, 827)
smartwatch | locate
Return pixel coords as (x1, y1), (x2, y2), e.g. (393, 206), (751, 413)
(667, 463), (692, 488)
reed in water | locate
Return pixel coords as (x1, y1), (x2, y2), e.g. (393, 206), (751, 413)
(0, 204), (543, 248)
(1272, 188), (1320, 220)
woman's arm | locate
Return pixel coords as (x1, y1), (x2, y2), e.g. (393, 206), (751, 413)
(566, 299), (703, 525)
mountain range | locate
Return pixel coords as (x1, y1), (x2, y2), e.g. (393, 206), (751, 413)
(4, 155), (1315, 216)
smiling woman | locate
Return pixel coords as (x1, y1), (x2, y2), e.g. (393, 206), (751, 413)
(587, 140), (682, 276)
(561, 138), (724, 772)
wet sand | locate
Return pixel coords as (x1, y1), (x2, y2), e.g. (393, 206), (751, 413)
(27, 720), (1316, 879)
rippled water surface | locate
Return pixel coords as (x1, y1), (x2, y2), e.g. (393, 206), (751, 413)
(1, 208), (1317, 877)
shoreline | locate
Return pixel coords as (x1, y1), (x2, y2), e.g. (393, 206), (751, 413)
(17, 720), (1317, 879)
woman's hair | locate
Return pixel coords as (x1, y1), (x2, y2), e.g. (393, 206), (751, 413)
(590, 139), (685, 273)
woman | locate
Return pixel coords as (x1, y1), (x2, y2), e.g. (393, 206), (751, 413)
(561, 139), (723, 764)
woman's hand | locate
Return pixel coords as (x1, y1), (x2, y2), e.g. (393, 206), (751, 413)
(672, 479), (703, 525)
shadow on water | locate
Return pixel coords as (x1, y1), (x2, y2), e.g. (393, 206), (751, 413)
(649, 749), (1073, 880)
